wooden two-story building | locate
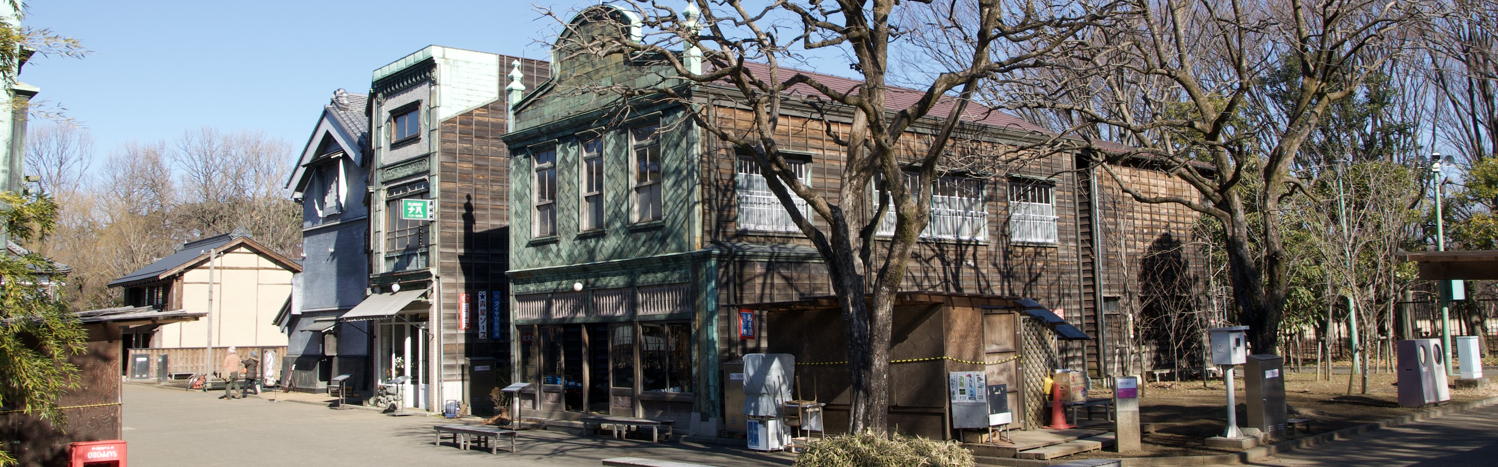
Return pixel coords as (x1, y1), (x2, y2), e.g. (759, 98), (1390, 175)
(501, 5), (1207, 439)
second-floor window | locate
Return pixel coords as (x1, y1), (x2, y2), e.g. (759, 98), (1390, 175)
(534, 148), (557, 237)
(1009, 178), (1058, 244)
(875, 173), (987, 241)
(391, 107), (420, 144)
(580, 137), (604, 232)
(385, 180), (430, 271)
(313, 162), (342, 218)
(736, 157), (810, 233)
(631, 124), (662, 223)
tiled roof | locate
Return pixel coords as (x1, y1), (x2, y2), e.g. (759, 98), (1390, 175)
(327, 89), (369, 143)
(107, 232), (241, 287)
(722, 62), (1051, 133)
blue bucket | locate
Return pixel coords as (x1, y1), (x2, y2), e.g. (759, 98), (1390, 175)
(444, 400), (460, 418)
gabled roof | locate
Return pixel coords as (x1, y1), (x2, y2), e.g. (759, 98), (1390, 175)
(107, 232), (302, 288)
(287, 89), (369, 193)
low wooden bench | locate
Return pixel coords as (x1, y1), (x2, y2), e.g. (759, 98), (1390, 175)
(433, 424), (517, 454)
(580, 415), (675, 443)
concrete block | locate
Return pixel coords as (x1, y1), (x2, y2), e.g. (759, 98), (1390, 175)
(1205, 435), (1258, 450)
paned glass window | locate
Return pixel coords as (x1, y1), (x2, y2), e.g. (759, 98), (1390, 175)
(1008, 178), (1058, 244)
(874, 173), (987, 240)
(610, 324), (634, 389)
(580, 137), (605, 231)
(534, 148), (557, 237)
(735, 157), (810, 232)
(631, 125), (662, 223)
(639, 322), (691, 392)
(384, 180), (429, 271)
(391, 108), (420, 143)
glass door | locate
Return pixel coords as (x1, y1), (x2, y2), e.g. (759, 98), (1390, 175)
(586, 324), (610, 414)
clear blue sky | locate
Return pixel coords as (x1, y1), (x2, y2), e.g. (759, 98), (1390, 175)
(21, 1), (602, 162)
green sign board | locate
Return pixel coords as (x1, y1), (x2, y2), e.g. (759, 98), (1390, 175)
(401, 199), (433, 221)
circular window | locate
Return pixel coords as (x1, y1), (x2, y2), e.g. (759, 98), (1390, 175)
(1419, 346), (1429, 365)
(1434, 344), (1444, 365)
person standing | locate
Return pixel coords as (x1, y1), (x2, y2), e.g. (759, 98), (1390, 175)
(222, 346), (243, 399)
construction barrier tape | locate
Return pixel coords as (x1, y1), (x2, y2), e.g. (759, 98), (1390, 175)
(0, 401), (122, 414)
(796, 354), (1019, 366)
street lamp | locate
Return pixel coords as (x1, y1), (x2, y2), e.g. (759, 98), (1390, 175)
(1431, 152), (1454, 377)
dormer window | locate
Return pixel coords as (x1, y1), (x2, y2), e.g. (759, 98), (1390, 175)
(312, 162), (343, 218)
(390, 106), (420, 145)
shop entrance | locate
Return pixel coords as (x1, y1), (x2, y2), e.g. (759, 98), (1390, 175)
(374, 320), (427, 410)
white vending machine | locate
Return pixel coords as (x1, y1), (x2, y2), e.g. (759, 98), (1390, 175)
(743, 353), (794, 451)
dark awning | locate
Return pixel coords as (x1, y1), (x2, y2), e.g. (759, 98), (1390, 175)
(305, 319), (337, 333)
(340, 289), (427, 322)
(1016, 304), (1091, 341)
(1400, 250), (1498, 280)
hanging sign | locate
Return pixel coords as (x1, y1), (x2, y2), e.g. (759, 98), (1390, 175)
(738, 309), (756, 339)
(400, 198), (433, 220)
(491, 290), (506, 342)
(459, 292), (470, 331)
(477, 291), (489, 340)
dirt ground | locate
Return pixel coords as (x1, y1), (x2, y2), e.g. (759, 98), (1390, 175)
(1071, 367), (1498, 458)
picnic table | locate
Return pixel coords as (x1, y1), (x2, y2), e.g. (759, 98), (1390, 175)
(580, 415), (675, 443)
(433, 424), (517, 454)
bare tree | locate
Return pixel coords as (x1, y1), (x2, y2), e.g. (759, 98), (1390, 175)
(981, 0), (1426, 353)
(541, 0), (1102, 431)
(24, 122), (93, 197)
(172, 128), (300, 256)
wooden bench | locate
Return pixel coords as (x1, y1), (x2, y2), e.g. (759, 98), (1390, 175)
(433, 424), (517, 454)
(580, 415), (675, 443)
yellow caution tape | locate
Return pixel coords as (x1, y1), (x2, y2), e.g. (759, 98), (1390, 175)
(796, 354), (1019, 366)
(0, 401), (121, 415)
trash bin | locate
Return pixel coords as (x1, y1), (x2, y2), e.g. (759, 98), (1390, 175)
(69, 440), (126, 467)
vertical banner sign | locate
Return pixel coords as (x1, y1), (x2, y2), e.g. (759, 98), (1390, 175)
(477, 291), (489, 340)
(491, 291), (505, 342)
(459, 292), (470, 331)
(738, 309), (756, 339)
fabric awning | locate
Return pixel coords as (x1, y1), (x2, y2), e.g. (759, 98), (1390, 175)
(340, 289), (427, 322)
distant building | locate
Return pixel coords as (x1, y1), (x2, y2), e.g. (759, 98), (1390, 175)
(344, 46), (547, 412)
(282, 89), (373, 392)
(108, 231), (300, 376)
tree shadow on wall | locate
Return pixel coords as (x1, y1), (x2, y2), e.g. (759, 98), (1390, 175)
(1138, 233), (1207, 374)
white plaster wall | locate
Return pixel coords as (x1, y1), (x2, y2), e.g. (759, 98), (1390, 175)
(151, 246), (293, 349)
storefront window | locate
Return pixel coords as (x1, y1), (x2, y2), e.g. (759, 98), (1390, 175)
(563, 326), (584, 411)
(611, 324), (634, 389)
(641, 322), (691, 392)
(541, 325), (563, 385)
(519, 326), (536, 385)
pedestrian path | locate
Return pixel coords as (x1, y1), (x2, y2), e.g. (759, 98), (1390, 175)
(123, 383), (790, 466)
(1257, 403), (1498, 466)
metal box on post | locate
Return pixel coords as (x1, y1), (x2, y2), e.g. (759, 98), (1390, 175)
(1456, 336), (1483, 380)
(1209, 326), (1249, 366)
(1245, 354), (1286, 434)
(1399, 339), (1452, 407)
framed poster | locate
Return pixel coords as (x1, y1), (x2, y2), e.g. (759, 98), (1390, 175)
(948, 371), (989, 429)
(738, 309), (756, 339)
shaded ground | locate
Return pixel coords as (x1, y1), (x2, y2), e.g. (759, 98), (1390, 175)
(1252, 402), (1498, 466)
(1071, 369), (1498, 459)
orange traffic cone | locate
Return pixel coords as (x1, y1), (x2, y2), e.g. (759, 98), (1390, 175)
(1046, 380), (1074, 429)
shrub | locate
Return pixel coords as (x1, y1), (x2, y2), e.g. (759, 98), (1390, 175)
(794, 431), (975, 467)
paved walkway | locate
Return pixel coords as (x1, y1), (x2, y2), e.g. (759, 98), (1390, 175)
(123, 383), (792, 466)
(1255, 403), (1498, 466)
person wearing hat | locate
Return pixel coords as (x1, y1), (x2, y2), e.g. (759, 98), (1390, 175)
(222, 346), (244, 399)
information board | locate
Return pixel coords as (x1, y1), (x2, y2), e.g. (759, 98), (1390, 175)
(949, 371), (989, 429)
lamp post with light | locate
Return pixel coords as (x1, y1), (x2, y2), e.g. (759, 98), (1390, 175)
(1431, 152), (1454, 376)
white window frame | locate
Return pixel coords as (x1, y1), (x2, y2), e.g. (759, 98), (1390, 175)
(390, 106), (421, 144)
(735, 157), (810, 232)
(579, 136), (605, 232)
(533, 147), (557, 237)
(630, 124), (663, 223)
(1008, 178), (1058, 244)
(874, 173), (987, 241)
